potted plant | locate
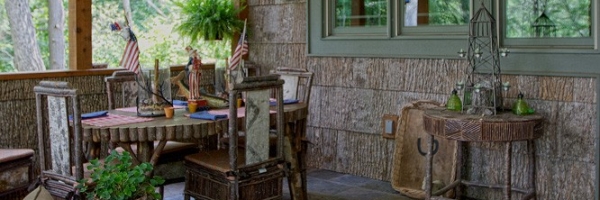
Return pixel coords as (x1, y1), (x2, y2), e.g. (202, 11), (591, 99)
(175, 0), (245, 42)
(77, 151), (165, 200)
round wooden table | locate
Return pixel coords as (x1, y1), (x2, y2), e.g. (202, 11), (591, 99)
(82, 103), (309, 200)
(422, 107), (543, 200)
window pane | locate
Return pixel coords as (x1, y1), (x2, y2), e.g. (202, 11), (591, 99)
(335, 0), (387, 27)
(404, 0), (469, 26)
(506, 0), (591, 38)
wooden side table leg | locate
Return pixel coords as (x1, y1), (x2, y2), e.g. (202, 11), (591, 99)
(528, 140), (537, 200)
(284, 121), (305, 200)
(505, 142), (512, 200)
(455, 141), (464, 199)
(425, 134), (434, 199)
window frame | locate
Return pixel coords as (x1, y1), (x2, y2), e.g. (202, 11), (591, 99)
(498, 0), (594, 50)
(327, 0), (389, 36)
(308, 0), (600, 75)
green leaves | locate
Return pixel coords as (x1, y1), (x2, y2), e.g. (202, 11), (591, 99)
(77, 151), (165, 200)
(175, 0), (245, 42)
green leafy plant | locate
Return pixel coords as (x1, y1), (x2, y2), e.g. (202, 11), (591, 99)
(77, 151), (165, 200)
(174, 0), (245, 42)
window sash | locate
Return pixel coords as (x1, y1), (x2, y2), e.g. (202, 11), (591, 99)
(327, 0), (389, 36)
(499, 0), (594, 48)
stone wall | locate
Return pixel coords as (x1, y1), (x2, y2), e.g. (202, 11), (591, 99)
(248, 0), (597, 199)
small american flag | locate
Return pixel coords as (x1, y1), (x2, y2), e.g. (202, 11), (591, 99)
(229, 24), (248, 70)
(120, 28), (140, 74)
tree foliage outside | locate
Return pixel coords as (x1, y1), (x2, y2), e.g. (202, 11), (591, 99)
(428, 0), (469, 26)
(0, 0), (13, 72)
(506, 0), (591, 38)
(335, 0), (387, 27)
(3, 0), (46, 72)
(0, 0), (233, 72)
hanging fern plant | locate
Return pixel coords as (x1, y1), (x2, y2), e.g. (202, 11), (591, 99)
(175, 0), (245, 42)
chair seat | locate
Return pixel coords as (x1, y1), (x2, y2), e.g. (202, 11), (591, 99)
(184, 148), (245, 173)
(0, 149), (34, 163)
(219, 132), (278, 148)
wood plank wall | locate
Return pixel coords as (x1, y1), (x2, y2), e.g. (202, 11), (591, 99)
(247, 0), (597, 199)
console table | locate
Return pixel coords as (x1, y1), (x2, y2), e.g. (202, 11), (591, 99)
(422, 107), (543, 200)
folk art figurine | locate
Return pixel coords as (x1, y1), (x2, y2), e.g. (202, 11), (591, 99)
(169, 46), (228, 108)
(185, 46), (208, 107)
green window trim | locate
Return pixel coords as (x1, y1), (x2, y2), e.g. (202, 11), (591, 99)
(308, 1), (600, 75)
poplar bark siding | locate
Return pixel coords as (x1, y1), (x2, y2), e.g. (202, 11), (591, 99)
(247, 0), (597, 199)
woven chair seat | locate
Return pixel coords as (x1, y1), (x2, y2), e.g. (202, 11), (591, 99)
(0, 149), (34, 163)
(185, 148), (245, 173)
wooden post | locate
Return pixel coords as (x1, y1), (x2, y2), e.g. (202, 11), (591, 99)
(68, 0), (92, 70)
(153, 59), (160, 103)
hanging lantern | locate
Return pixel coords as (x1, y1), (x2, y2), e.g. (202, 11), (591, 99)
(533, 11), (556, 37)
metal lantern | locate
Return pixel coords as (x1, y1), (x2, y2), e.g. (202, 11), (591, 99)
(458, 2), (505, 115)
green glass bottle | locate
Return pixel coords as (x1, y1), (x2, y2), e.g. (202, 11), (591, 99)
(512, 93), (532, 115)
(446, 89), (462, 112)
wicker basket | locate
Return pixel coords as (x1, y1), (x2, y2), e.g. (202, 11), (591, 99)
(184, 150), (284, 200)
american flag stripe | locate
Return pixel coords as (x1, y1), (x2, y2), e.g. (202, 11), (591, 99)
(189, 71), (201, 100)
(229, 22), (248, 70)
(229, 40), (247, 70)
(120, 29), (140, 74)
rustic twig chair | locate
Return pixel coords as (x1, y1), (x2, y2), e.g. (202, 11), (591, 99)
(34, 81), (85, 199)
(270, 67), (313, 199)
(184, 75), (286, 200)
(221, 67), (313, 141)
(270, 67), (313, 105)
(104, 70), (199, 195)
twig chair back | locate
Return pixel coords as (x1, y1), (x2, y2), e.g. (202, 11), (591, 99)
(105, 70), (138, 110)
(270, 67), (313, 104)
(34, 81), (83, 199)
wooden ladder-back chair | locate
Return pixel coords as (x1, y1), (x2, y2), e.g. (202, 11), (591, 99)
(105, 70), (138, 110)
(104, 70), (199, 190)
(270, 67), (313, 200)
(184, 75), (286, 200)
(34, 81), (84, 199)
(270, 67), (313, 105)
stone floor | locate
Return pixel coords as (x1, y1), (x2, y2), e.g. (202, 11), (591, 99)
(163, 169), (414, 200)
